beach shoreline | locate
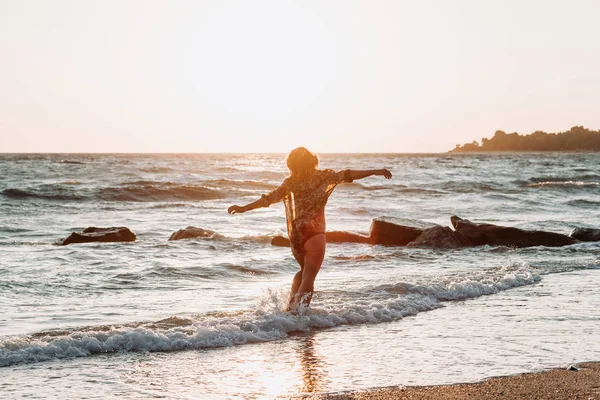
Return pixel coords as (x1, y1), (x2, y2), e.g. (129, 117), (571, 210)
(304, 362), (600, 400)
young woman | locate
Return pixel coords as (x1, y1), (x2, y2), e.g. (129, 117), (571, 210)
(228, 147), (392, 309)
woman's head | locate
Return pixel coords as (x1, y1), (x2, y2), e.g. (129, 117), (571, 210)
(286, 147), (319, 178)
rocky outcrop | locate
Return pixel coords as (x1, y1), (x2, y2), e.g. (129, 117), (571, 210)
(270, 217), (588, 249)
(271, 219), (443, 247)
(326, 231), (371, 244)
(407, 226), (472, 248)
(61, 227), (136, 245)
(270, 231), (370, 247)
(450, 216), (578, 247)
(271, 235), (291, 247)
(369, 217), (437, 246)
(169, 226), (216, 241)
(569, 228), (600, 242)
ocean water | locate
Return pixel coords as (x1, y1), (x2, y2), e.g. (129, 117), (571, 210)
(1, 153), (599, 399)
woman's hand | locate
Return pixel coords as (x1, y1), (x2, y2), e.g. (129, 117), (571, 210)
(378, 169), (392, 179)
(227, 205), (245, 214)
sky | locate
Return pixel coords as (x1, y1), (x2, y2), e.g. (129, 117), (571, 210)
(1, 0), (599, 153)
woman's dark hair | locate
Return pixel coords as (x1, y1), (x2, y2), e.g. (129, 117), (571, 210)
(286, 147), (319, 179)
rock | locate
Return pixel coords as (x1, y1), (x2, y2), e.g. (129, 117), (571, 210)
(270, 231), (370, 247)
(450, 216), (578, 248)
(169, 226), (216, 241)
(566, 365), (579, 371)
(569, 228), (600, 242)
(369, 217), (436, 246)
(326, 231), (371, 244)
(407, 226), (472, 248)
(271, 235), (290, 247)
(61, 227), (136, 245)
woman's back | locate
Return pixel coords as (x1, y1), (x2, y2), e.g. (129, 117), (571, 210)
(271, 169), (353, 233)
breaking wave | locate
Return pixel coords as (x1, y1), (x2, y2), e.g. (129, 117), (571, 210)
(0, 263), (540, 367)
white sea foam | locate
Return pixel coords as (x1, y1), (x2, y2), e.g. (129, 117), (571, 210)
(528, 180), (600, 188)
(0, 264), (540, 367)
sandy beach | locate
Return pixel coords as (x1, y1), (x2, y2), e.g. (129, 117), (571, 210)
(307, 362), (600, 400)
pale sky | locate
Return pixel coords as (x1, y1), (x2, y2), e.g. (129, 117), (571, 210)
(1, 0), (599, 153)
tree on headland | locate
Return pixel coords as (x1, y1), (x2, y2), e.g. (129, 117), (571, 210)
(451, 126), (600, 152)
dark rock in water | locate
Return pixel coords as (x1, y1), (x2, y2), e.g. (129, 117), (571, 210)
(376, 217), (439, 231)
(566, 365), (579, 371)
(326, 231), (371, 244)
(272, 218), (438, 248)
(271, 231), (370, 247)
(451, 216), (578, 248)
(169, 226), (216, 241)
(271, 235), (291, 247)
(61, 227), (136, 245)
(407, 226), (472, 248)
(569, 228), (600, 242)
(369, 217), (437, 246)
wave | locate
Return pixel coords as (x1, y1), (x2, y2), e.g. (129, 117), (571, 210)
(203, 179), (278, 191)
(1, 188), (85, 201)
(252, 171), (288, 180)
(398, 187), (446, 195)
(0, 227), (32, 233)
(58, 160), (84, 165)
(0, 263), (540, 367)
(140, 166), (173, 173)
(237, 234), (277, 244)
(526, 174), (599, 183)
(566, 199), (600, 207)
(99, 183), (226, 202)
(438, 181), (504, 193)
(222, 264), (274, 276)
(347, 183), (444, 195)
(215, 166), (242, 173)
(2, 182), (228, 202)
(520, 174), (600, 189)
(333, 254), (376, 261)
(114, 266), (213, 281)
(527, 181), (600, 188)
(345, 183), (390, 191)
(112, 264), (275, 281)
(150, 203), (190, 209)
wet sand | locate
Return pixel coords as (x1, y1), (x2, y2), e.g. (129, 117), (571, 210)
(306, 362), (600, 400)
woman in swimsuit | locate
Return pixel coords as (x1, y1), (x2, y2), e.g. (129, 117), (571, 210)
(228, 147), (392, 309)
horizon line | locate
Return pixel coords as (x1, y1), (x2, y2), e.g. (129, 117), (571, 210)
(0, 151), (450, 155)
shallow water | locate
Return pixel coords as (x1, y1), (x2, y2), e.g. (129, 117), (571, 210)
(1, 153), (599, 398)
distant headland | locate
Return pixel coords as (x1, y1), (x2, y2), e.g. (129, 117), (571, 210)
(451, 126), (600, 152)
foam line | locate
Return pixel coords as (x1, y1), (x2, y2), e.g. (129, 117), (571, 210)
(0, 264), (540, 367)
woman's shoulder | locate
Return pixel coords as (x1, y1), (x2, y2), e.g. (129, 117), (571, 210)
(317, 168), (336, 176)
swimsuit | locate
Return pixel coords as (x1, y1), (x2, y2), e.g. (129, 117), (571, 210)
(261, 169), (353, 264)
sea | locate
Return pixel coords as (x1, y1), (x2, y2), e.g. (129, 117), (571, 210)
(1, 153), (599, 399)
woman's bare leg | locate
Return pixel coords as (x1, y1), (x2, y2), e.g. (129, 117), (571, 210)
(289, 270), (303, 304)
(291, 233), (326, 308)
(287, 248), (305, 308)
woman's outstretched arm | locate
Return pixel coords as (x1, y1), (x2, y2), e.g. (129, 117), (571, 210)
(229, 180), (287, 215)
(347, 169), (392, 181)
(227, 197), (269, 214)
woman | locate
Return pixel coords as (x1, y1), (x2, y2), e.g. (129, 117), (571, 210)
(228, 147), (392, 310)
